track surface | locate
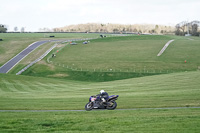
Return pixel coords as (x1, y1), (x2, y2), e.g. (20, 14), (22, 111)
(0, 38), (95, 73)
(157, 40), (174, 56)
(0, 40), (49, 73)
(0, 38), (174, 73)
(0, 107), (199, 112)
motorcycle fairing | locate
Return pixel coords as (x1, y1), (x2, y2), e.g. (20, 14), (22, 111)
(108, 95), (119, 101)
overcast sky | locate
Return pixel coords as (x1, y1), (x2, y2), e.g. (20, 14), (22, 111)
(0, 0), (199, 31)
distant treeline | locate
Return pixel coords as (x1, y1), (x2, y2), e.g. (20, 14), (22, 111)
(52, 23), (175, 34)
(2, 21), (199, 36)
(175, 20), (200, 36)
(4, 32), (139, 34)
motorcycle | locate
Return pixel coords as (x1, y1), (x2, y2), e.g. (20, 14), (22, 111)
(85, 95), (119, 111)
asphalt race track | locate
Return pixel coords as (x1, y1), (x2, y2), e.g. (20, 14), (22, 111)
(0, 38), (95, 74)
(0, 40), (49, 73)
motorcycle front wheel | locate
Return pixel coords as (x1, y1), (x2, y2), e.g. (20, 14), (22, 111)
(85, 102), (93, 111)
(107, 101), (117, 110)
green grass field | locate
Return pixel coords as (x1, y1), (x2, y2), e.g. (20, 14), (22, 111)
(50, 35), (200, 72)
(1, 71), (200, 110)
(1, 109), (200, 132)
(18, 35), (200, 81)
(0, 33), (101, 66)
(0, 33), (200, 132)
(0, 71), (200, 132)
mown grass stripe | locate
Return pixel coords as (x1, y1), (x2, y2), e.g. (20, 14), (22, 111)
(33, 82), (53, 91)
(1, 80), (17, 92)
(11, 80), (31, 92)
(1, 106), (200, 112)
(41, 82), (84, 92)
(22, 81), (41, 91)
(13, 80), (35, 92)
(0, 81), (10, 92)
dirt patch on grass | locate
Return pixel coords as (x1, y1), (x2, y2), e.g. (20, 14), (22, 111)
(38, 61), (55, 70)
(56, 44), (66, 48)
(47, 73), (69, 78)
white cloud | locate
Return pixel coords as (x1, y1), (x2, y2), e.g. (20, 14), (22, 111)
(0, 0), (200, 31)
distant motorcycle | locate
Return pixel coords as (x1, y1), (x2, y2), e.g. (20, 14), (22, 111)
(85, 95), (119, 111)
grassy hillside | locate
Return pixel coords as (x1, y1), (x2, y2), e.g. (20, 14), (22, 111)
(20, 35), (200, 81)
(50, 35), (200, 72)
(1, 71), (199, 110)
(0, 71), (200, 132)
(1, 109), (200, 132)
(0, 34), (200, 132)
(0, 33), (101, 66)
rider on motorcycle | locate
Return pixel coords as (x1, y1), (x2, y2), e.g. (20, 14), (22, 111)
(97, 90), (109, 103)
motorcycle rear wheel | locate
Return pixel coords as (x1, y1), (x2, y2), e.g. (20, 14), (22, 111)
(85, 102), (93, 111)
(107, 101), (117, 110)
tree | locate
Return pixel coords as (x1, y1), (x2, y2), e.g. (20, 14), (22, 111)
(175, 24), (183, 36)
(151, 29), (155, 33)
(191, 24), (198, 36)
(122, 28), (126, 32)
(113, 28), (119, 33)
(0, 24), (7, 33)
(21, 27), (25, 32)
(14, 27), (18, 32)
(155, 25), (160, 34)
(133, 28), (138, 32)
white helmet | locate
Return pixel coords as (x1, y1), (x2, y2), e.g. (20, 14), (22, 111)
(100, 90), (105, 94)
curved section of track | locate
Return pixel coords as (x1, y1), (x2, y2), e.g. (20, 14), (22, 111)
(0, 40), (49, 73)
(0, 38), (96, 74)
